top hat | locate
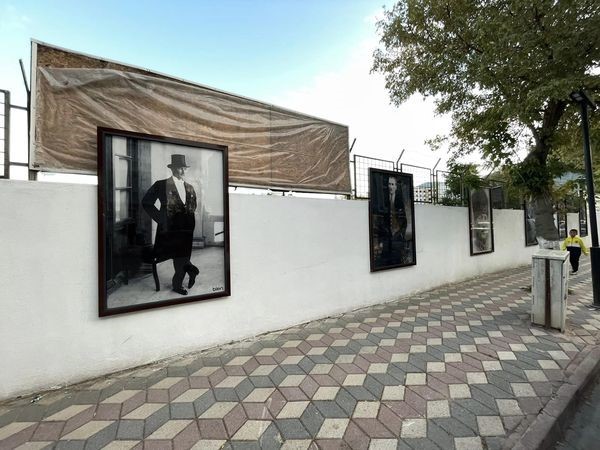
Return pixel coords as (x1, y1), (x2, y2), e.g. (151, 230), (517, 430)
(167, 154), (189, 168)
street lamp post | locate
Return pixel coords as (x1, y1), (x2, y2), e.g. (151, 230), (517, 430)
(570, 90), (600, 307)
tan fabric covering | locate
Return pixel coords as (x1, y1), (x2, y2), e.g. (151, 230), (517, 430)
(33, 44), (351, 193)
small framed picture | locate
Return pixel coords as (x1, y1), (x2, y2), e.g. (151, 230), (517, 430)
(97, 128), (230, 317)
(368, 168), (417, 271)
(556, 207), (568, 239)
(579, 199), (588, 237)
(523, 200), (538, 246)
(469, 188), (494, 255)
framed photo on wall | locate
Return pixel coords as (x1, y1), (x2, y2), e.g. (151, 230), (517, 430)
(523, 200), (538, 246)
(469, 188), (494, 255)
(555, 206), (568, 239)
(368, 168), (417, 271)
(490, 186), (505, 209)
(98, 128), (230, 317)
(579, 199), (588, 237)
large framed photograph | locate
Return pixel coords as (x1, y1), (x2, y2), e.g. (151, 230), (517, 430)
(369, 168), (416, 271)
(98, 128), (230, 317)
(579, 199), (588, 237)
(469, 188), (494, 255)
(524, 200), (538, 246)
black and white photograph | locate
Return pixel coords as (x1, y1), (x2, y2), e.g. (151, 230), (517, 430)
(369, 168), (416, 271)
(556, 209), (567, 239)
(490, 186), (504, 209)
(98, 128), (230, 316)
(524, 200), (538, 246)
(469, 188), (494, 255)
(580, 200), (588, 237)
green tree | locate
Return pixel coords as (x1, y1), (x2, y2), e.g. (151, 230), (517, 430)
(439, 162), (481, 206)
(373, 0), (600, 246)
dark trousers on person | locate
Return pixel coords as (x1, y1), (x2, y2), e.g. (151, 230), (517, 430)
(172, 257), (199, 289)
(567, 247), (582, 272)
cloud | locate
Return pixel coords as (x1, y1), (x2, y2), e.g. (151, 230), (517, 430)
(265, 35), (454, 173)
(0, 4), (31, 31)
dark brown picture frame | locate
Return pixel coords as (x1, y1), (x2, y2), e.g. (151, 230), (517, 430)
(523, 200), (538, 247)
(98, 127), (231, 317)
(368, 168), (417, 271)
(468, 188), (495, 255)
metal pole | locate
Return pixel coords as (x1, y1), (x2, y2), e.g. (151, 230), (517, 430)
(545, 259), (552, 329)
(352, 154), (357, 199)
(3, 91), (10, 179)
(395, 149), (405, 170)
(580, 103), (599, 246)
(578, 100), (600, 307)
(19, 59), (35, 181)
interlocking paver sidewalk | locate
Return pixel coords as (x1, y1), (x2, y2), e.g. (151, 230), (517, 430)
(0, 261), (597, 450)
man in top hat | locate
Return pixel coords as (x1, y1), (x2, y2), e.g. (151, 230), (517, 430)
(142, 154), (200, 295)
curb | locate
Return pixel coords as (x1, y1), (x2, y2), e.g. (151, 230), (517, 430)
(506, 344), (600, 450)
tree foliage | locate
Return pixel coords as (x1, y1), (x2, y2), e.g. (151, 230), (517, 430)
(373, 0), (600, 240)
(439, 162), (481, 206)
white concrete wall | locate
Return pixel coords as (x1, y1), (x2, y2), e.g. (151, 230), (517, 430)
(1, 179), (592, 399)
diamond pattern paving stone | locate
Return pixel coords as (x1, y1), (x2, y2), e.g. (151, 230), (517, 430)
(405, 373), (426, 385)
(243, 387), (275, 403)
(496, 399), (523, 416)
(381, 386), (405, 401)
(279, 440), (313, 450)
(146, 419), (192, 439)
(122, 403), (164, 420)
(312, 387), (339, 401)
(316, 418), (349, 439)
(400, 418), (427, 438)
(100, 441), (141, 450)
(200, 402), (237, 419)
(61, 421), (114, 440)
(476, 415), (505, 436)
(277, 402), (310, 419)
(353, 401), (380, 418)
(455, 436), (484, 450)
(190, 440), (226, 449)
(449, 384), (471, 399)
(231, 420), (271, 440)
(0, 262), (597, 448)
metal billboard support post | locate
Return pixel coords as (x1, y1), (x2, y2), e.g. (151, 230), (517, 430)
(571, 90), (600, 308)
(1, 90), (9, 179)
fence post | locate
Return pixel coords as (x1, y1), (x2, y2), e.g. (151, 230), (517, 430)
(395, 149), (405, 171)
(1, 90), (10, 179)
(352, 154), (357, 199)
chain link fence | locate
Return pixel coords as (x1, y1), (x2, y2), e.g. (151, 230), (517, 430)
(399, 163), (433, 203)
(353, 154), (395, 199)
(352, 154), (525, 209)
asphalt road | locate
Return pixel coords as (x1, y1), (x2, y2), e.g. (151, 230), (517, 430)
(555, 372), (600, 450)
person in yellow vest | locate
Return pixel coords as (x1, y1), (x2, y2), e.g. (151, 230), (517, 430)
(561, 229), (589, 274)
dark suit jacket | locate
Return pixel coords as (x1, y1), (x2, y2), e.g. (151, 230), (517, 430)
(374, 188), (407, 241)
(142, 177), (197, 261)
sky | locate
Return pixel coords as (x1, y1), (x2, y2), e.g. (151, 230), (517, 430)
(0, 0), (453, 182)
